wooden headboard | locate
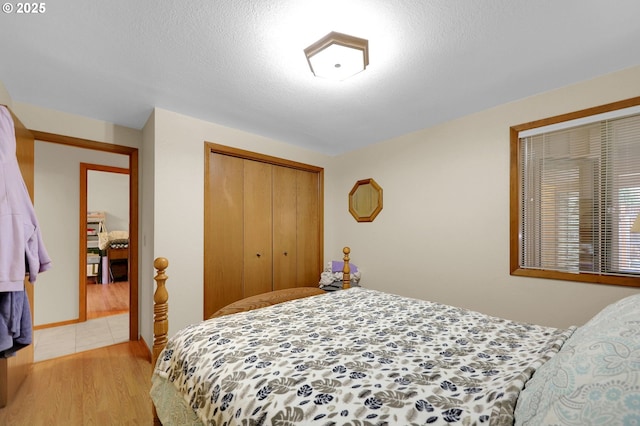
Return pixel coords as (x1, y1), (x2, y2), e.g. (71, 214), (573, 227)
(208, 286), (325, 318)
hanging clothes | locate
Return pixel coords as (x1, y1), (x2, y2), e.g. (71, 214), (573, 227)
(0, 105), (51, 289)
(0, 291), (32, 357)
(0, 105), (51, 356)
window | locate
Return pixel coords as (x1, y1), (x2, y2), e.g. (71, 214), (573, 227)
(510, 97), (640, 287)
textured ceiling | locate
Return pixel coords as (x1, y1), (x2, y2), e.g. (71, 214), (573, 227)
(1, 0), (640, 155)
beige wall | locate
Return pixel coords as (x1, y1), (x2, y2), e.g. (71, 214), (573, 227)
(34, 143), (128, 325)
(3, 99), (140, 326)
(146, 108), (331, 340)
(12, 102), (141, 149)
(140, 110), (155, 349)
(324, 65), (640, 329)
(3, 64), (640, 349)
(88, 170), (129, 232)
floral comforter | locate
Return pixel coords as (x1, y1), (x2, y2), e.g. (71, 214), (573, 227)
(152, 288), (574, 425)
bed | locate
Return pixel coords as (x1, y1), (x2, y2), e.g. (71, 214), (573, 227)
(150, 248), (640, 425)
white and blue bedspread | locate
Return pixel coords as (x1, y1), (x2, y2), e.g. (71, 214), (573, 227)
(152, 288), (574, 425)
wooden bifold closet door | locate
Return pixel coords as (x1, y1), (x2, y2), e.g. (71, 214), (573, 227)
(203, 144), (324, 320)
(243, 160), (273, 297)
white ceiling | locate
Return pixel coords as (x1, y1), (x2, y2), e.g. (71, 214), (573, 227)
(1, 0), (640, 155)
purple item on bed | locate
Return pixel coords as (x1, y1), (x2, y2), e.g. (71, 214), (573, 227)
(331, 260), (357, 273)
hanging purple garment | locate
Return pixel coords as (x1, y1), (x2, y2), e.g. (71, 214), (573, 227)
(0, 105), (51, 355)
(0, 105), (52, 291)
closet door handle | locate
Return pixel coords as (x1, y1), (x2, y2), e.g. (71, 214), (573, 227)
(256, 252), (261, 258)
(283, 251), (288, 256)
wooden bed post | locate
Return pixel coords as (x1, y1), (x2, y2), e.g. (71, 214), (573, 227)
(152, 257), (169, 364)
(152, 257), (168, 426)
(342, 247), (351, 289)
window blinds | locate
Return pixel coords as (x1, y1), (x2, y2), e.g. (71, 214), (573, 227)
(519, 112), (640, 277)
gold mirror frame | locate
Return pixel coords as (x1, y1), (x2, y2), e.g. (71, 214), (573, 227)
(349, 178), (383, 222)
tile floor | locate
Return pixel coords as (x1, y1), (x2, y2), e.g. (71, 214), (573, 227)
(33, 313), (129, 362)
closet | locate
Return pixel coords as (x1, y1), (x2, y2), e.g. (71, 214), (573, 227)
(204, 143), (323, 319)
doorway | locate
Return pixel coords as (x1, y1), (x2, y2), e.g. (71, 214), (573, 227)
(83, 165), (130, 320)
(32, 131), (139, 341)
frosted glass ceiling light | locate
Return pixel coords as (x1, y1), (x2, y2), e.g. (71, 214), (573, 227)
(304, 32), (369, 81)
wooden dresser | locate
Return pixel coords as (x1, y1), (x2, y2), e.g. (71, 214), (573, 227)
(107, 247), (129, 282)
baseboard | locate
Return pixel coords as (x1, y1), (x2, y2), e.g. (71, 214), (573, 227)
(140, 335), (152, 361)
(34, 318), (79, 330)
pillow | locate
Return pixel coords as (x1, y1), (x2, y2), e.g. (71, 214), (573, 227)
(514, 293), (640, 425)
(331, 260), (358, 273)
(109, 230), (129, 240)
(98, 230), (130, 250)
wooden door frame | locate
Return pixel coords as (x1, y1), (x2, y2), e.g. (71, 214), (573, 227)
(80, 163), (130, 320)
(31, 131), (139, 341)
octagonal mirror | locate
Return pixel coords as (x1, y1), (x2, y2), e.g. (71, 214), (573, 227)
(349, 178), (383, 222)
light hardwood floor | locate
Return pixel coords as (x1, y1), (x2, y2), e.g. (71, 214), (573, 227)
(0, 341), (153, 425)
(87, 281), (129, 320)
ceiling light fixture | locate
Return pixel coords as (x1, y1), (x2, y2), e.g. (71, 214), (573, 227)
(304, 31), (369, 81)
